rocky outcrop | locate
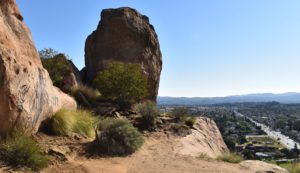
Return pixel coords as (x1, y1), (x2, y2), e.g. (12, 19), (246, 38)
(0, 0), (76, 135)
(176, 117), (229, 158)
(61, 72), (78, 92)
(84, 7), (162, 101)
(61, 60), (82, 91)
(67, 60), (82, 85)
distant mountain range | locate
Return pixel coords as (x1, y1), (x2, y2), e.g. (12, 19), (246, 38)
(157, 92), (300, 105)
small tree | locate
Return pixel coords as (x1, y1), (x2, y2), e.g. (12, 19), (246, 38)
(94, 62), (148, 109)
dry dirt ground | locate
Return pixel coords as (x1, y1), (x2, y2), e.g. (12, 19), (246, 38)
(41, 132), (287, 173)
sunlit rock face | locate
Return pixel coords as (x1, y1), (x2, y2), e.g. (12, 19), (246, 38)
(84, 7), (162, 101)
(0, 0), (76, 135)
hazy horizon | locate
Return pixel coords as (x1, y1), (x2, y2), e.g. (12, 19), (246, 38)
(158, 91), (300, 98)
(17, 0), (300, 97)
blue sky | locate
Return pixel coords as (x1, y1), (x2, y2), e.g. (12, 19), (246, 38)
(17, 0), (300, 97)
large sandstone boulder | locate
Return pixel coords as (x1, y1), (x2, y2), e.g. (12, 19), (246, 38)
(0, 0), (76, 135)
(84, 7), (162, 101)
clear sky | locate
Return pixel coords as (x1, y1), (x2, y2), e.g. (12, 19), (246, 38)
(16, 0), (300, 97)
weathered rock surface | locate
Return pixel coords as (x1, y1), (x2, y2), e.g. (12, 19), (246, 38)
(84, 7), (162, 101)
(0, 0), (76, 135)
(65, 59), (82, 89)
(176, 117), (229, 158)
(61, 71), (78, 92)
(61, 60), (82, 92)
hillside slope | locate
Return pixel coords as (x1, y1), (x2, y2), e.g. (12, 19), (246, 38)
(41, 117), (287, 173)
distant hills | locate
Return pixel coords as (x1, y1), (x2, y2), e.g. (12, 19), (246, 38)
(157, 92), (300, 105)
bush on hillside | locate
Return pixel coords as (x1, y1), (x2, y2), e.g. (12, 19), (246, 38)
(50, 108), (97, 138)
(93, 62), (148, 109)
(217, 153), (244, 163)
(185, 116), (197, 127)
(93, 118), (144, 156)
(0, 132), (48, 171)
(134, 101), (159, 130)
(171, 107), (189, 122)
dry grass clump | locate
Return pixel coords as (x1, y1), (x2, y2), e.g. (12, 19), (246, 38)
(217, 153), (244, 163)
(50, 108), (97, 138)
(0, 132), (48, 171)
(197, 153), (212, 161)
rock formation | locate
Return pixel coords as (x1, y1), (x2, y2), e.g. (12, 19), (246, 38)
(61, 72), (78, 92)
(176, 117), (228, 158)
(84, 7), (162, 101)
(0, 0), (76, 135)
(61, 60), (82, 92)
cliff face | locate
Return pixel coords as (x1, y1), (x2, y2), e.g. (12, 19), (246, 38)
(176, 117), (229, 158)
(0, 0), (76, 135)
(84, 7), (162, 101)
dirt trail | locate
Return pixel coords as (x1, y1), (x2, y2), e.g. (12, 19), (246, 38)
(43, 133), (287, 173)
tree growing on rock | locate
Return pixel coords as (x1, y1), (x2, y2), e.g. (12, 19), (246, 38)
(39, 48), (81, 92)
(41, 53), (71, 88)
(94, 62), (148, 109)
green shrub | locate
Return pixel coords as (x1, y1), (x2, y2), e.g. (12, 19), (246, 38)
(93, 62), (148, 109)
(171, 107), (189, 122)
(94, 118), (144, 156)
(50, 108), (97, 138)
(0, 132), (48, 171)
(134, 101), (159, 130)
(70, 85), (100, 107)
(217, 153), (243, 163)
(185, 117), (197, 127)
(41, 52), (73, 88)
